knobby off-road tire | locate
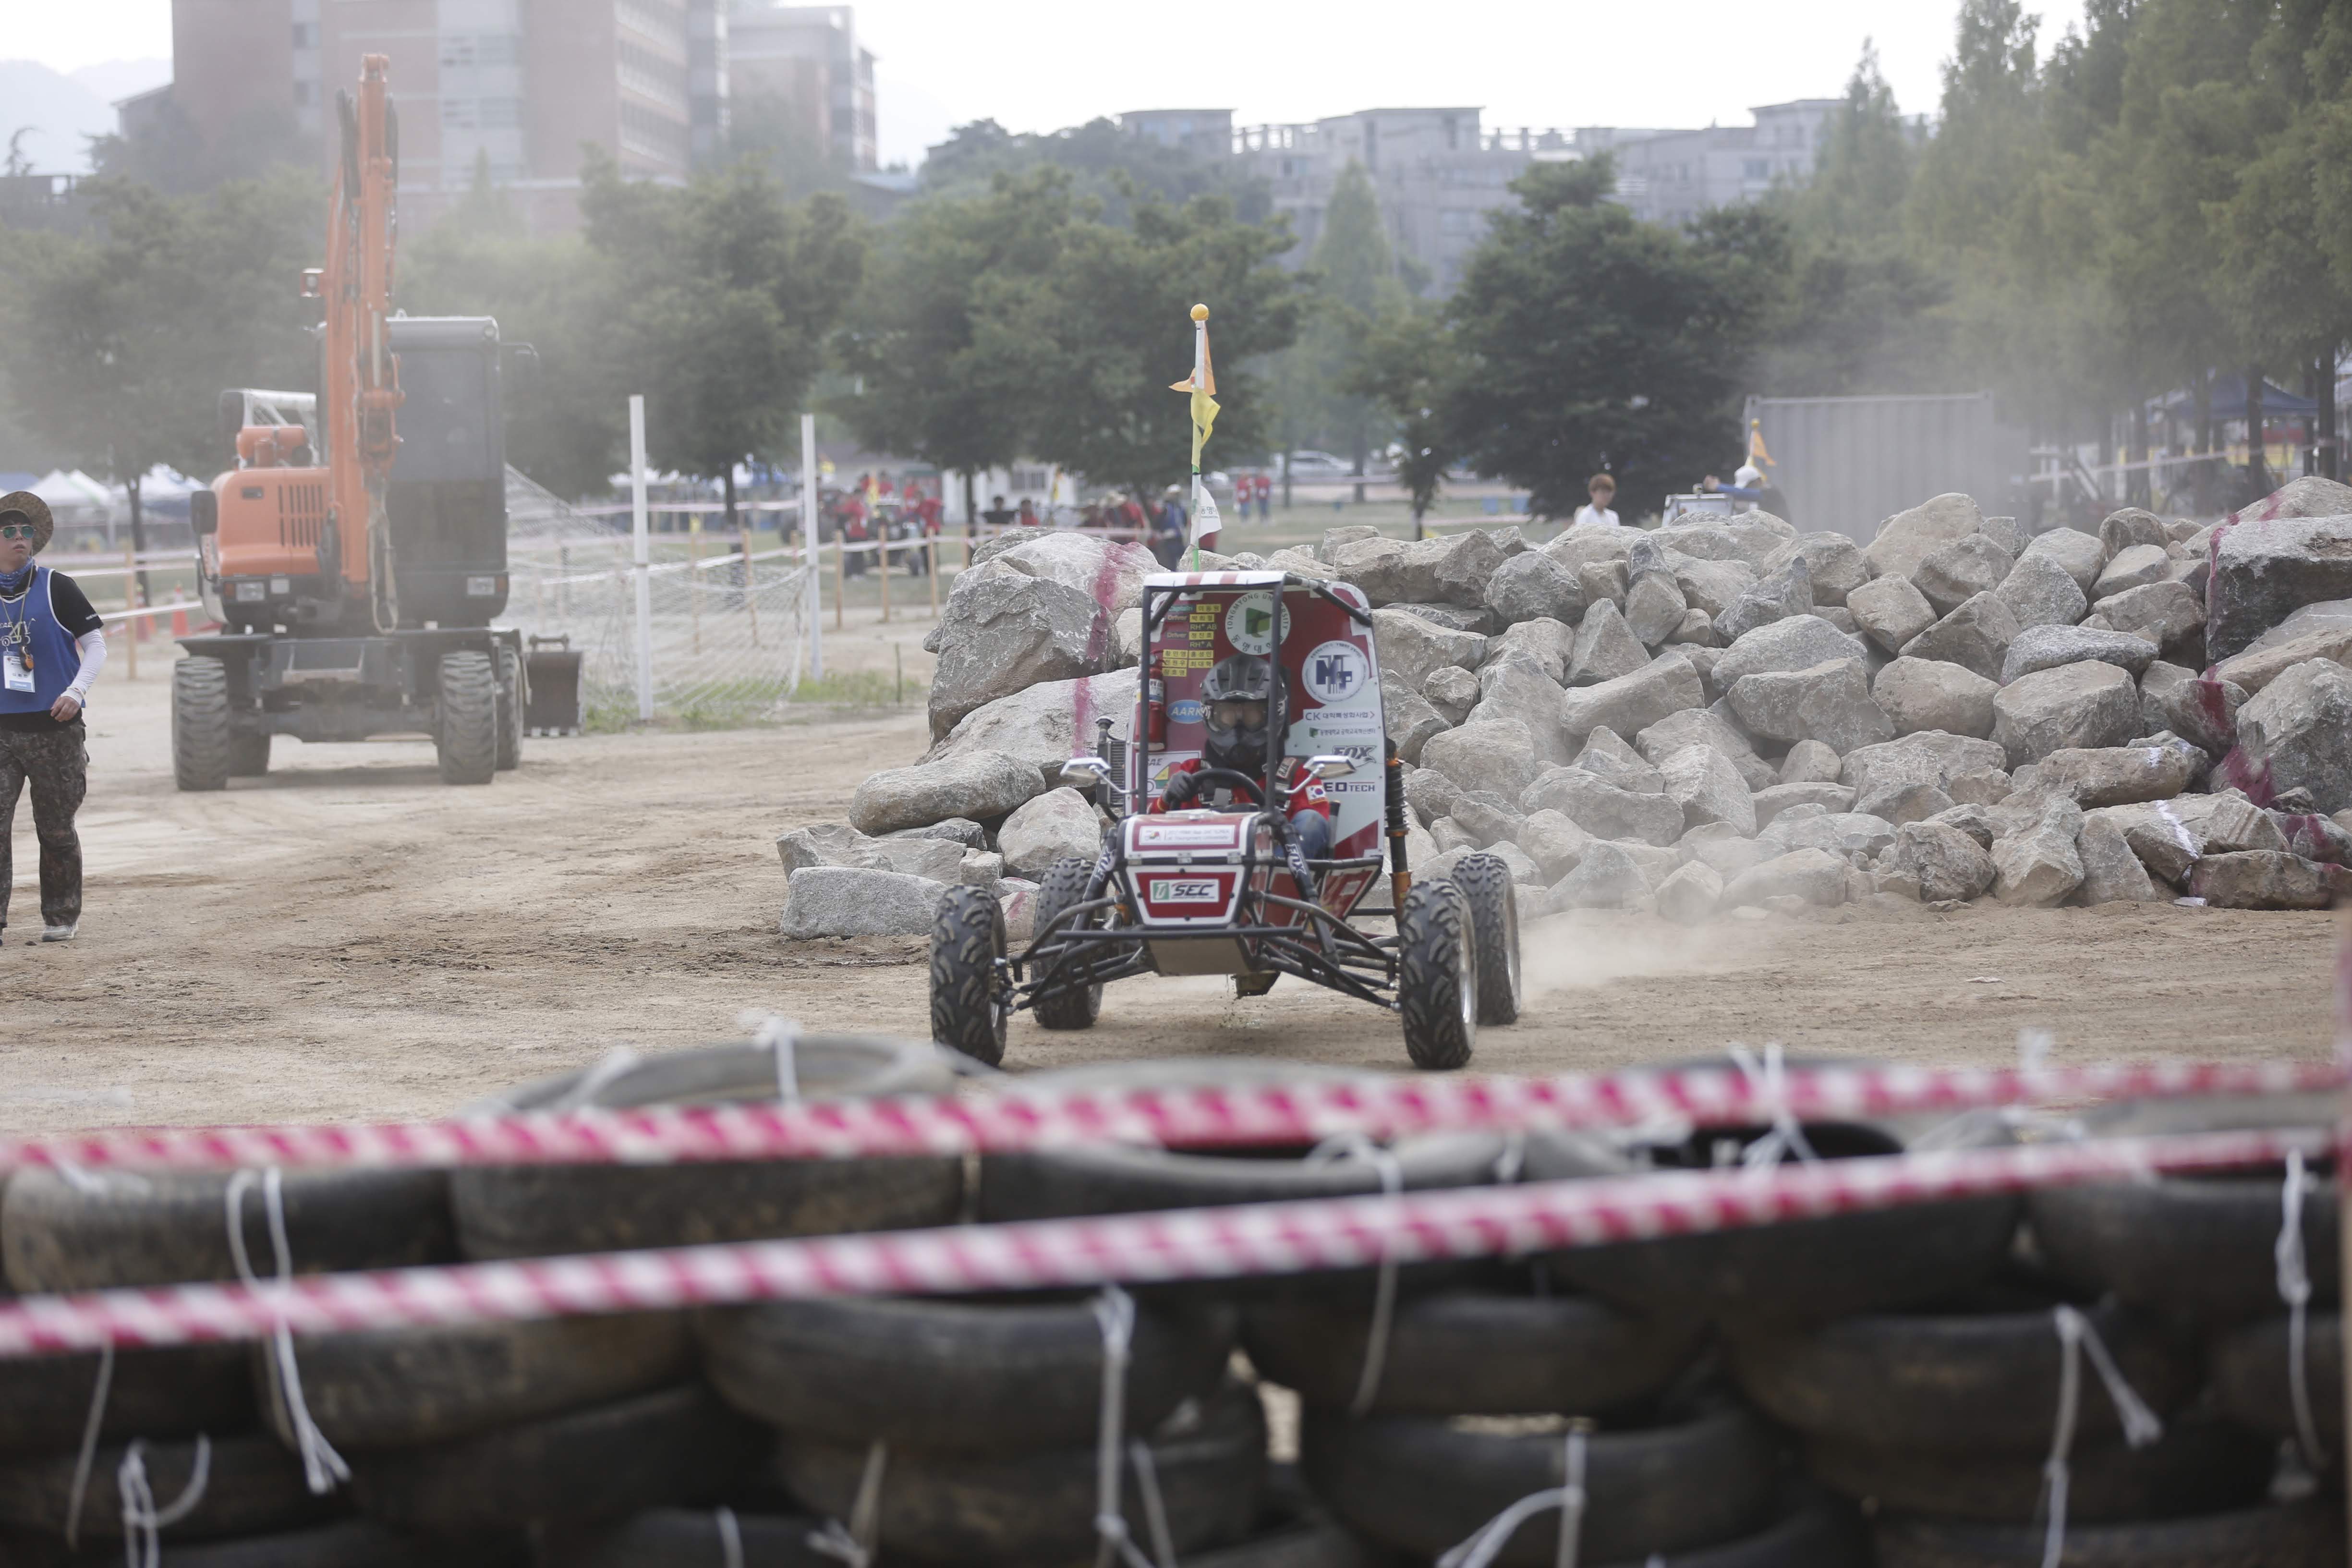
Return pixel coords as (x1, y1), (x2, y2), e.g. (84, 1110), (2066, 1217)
(494, 643), (523, 772)
(1030, 855), (1103, 1030)
(435, 650), (498, 786)
(930, 885), (1008, 1067)
(1448, 851), (1522, 1025)
(228, 730), (271, 777)
(1397, 877), (1477, 1070)
(172, 656), (233, 791)
(0, 1433), (337, 1544)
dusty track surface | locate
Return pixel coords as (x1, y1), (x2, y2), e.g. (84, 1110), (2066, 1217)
(0, 672), (2336, 1134)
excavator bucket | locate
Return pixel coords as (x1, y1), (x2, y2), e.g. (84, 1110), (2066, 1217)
(525, 635), (583, 736)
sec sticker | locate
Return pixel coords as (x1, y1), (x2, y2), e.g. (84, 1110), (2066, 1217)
(1224, 592), (1281, 656)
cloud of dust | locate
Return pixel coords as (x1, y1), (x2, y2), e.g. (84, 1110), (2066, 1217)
(1517, 911), (1762, 1000)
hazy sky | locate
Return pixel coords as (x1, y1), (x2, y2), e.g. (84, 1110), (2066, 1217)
(12, 0), (2092, 170)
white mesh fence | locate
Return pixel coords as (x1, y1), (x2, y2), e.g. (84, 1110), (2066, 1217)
(501, 470), (812, 728)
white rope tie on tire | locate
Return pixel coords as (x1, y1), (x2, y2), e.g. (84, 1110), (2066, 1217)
(116, 1434), (210, 1568)
(1305, 1134), (1406, 1416)
(715, 1506), (744, 1568)
(224, 1168), (349, 1495)
(748, 1015), (801, 1104)
(1729, 1044), (1818, 1167)
(805, 1440), (886, 1567)
(2275, 1148), (2327, 1467)
(546, 1047), (643, 1112)
(2040, 1305), (2164, 1568)
(63, 1341), (114, 1548)
(1089, 1285), (1173, 1568)
(1436, 1422), (1589, 1568)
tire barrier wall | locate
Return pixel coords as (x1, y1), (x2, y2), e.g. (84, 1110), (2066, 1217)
(0, 1042), (2344, 1567)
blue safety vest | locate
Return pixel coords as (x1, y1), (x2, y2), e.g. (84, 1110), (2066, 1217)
(0, 568), (88, 717)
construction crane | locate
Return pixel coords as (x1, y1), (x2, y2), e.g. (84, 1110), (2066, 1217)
(178, 54), (548, 789)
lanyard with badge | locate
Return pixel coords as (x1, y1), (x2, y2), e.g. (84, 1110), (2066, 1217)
(0, 573), (34, 694)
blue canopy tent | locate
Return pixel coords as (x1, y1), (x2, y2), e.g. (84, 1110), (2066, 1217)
(2162, 374), (2318, 421)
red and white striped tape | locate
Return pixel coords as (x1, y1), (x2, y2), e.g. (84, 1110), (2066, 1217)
(0, 1124), (2325, 1360)
(0, 1057), (2334, 1177)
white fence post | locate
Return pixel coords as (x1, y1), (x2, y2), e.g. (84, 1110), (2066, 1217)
(801, 412), (822, 682)
(630, 394), (654, 722)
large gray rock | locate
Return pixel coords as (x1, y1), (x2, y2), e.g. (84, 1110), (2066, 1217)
(1636, 707), (1774, 790)
(779, 821), (970, 880)
(1890, 821), (1998, 902)
(1728, 657), (1894, 755)
(2000, 624), (2159, 685)
(1712, 615), (1869, 690)
(2206, 479), (2352, 659)
(852, 748), (1053, 836)
(1560, 654), (1705, 746)
(1449, 790), (1526, 849)
(928, 572), (1119, 740)
(1423, 666), (1480, 725)
(2097, 507), (2168, 559)
(1992, 550), (2090, 631)
(1991, 795), (2085, 906)
(1991, 661), (2140, 767)
(1578, 559), (1629, 611)
(1552, 841), (1653, 910)
(2245, 597), (2352, 655)
(1544, 527), (1637, 583)
(1866, 493), (1983, 580)
(2020, 527), (2107, 594)
(1781, 739), (1843, 785)
(1659, 744), (1757, 836)
(1714, 554), (1813, 644)
(1420, 719), (1544, 802)
(923, 669), (1139, 782)
(1382, 675), (1451, 766)
(1518, 808), (1596, 880)
(1623, 570), (1689, 647)
(2091, 581), (2205, 664)
(1467, 658), (1574, 767)
(2076, 813), (2161, 904)
(1873, 658), (1998, 740)
(2094, 543), (2171, 599)
(1901, 592), (2019, 683)
(779, 866), (951, 939)
(1568, 599), (1651, 687)
(1655, 861), (1724, 924)
(1752, 781), (1856, 826)
(2141, 661), (2246, 757)
(777, 821), (878, 873)
(2210, 626), (2352, 696)
(2188, 851), (2346, 910)
(996, 787), (1103, 880)
(1406, 767), (1457, 827)
(1484, 549), (1585, 628)
(1723, 848), (1851, 909)
(1520, 767), (1689, 847)
(1841, 730), (2009, 793)
(1669, 555), (1760, 619)
(2228, 657), (2352, 813)
(1488, 618), (1578, 684)
(1372, 608), (1488, 693)
(2036, 741), (2204, 808)
(1656, 519), (1794, 571)
(1760, 809), (1897, 862)
(1914, 535), (2014, 617)
(1387, 602), (1495, 634)
(1334, 528), (1511, 608)
(1848, 574), (1940, 656)
(2094, 792), (2284, 886)
(1574, 726), (1668, 792)
(889, 817), (988, 848)
(1760, 533), (1868, 607)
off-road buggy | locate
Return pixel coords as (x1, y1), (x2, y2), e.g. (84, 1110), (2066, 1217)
(930, 571), (1522, 1070)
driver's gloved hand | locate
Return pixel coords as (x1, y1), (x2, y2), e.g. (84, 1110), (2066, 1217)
(1162, 771), (1200, 809)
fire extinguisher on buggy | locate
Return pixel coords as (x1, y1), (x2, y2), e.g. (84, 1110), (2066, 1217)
(1385, 737), (1412, 912)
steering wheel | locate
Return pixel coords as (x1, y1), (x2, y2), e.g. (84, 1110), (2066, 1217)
(1174, 767), (1266, 805)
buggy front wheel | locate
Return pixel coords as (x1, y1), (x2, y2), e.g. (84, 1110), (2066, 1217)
(1397, 878), (1478, 1071)
(1030, 857), (1103, 1030)
(1448, 852), (1522, 1025)
(930, 886), (1009, 1067)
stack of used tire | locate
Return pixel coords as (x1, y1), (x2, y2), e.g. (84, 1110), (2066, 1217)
(1716, 1094), (2344, 1568)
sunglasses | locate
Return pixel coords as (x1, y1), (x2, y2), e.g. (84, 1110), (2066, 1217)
(0, 524), (36, 540)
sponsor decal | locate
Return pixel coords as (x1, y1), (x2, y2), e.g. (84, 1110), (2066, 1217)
(1169, 698), (1205, 726)
(1136, 822), (1239, 848)
(1149, 878), (1226, 904)
(1224, 591), (1281, 655)
(1302, 639), (1370, 704)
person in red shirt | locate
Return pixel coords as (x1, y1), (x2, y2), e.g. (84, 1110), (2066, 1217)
(1150, 655), (1332, 860)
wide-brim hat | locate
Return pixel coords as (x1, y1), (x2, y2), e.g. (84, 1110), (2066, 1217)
(0, 492), (52, 553)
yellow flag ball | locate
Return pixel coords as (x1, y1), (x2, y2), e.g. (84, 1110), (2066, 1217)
(1190, 304), (1210, 321)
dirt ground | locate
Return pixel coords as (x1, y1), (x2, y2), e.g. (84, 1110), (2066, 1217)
(0, 645), (2338, 1135)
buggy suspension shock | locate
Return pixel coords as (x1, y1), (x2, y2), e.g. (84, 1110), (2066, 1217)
(1384, 739), (1412, 909)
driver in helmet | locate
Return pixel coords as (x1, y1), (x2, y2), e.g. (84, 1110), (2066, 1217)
(1152, 654), (1334, 860)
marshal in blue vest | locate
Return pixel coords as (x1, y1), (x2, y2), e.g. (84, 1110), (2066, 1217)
(0, 568), (91, 717)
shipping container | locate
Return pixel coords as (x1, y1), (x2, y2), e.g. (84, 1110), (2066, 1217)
(1741, 391), (2034, 545)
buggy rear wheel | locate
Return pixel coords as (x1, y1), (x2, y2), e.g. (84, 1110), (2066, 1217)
(1448, 852), (1522, 1025)
(1397, 878), (1477, 1071)
(1029, 857), (1103, 1031)
(930, 885), (1009, 1067)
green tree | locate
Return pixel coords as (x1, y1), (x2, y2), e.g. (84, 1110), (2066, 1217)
(1344, 304), (1461, 534)
(922, 118), (1271, 227)
(1442, 157), (1766, 519)
(578, 152), (864, 529)
(1286, 162), (1409, 486)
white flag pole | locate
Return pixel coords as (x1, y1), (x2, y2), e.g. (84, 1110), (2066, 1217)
(629, 394), (653, 722)
(801, 412), (822, 682)
(1188, 304), (1208, 571)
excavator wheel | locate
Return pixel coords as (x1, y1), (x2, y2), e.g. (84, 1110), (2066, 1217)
(494, 644), (523, 772)
(171, 657), (233, 792)
(436, 651), (499, 786)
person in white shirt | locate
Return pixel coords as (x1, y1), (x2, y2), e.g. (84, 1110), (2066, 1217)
(1571, 473), (1620, 529)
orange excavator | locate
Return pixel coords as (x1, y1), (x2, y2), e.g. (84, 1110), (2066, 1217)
(178, 55), (538, 789)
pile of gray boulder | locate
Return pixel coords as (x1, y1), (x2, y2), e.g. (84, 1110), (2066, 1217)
(775, 483), (2352, 939)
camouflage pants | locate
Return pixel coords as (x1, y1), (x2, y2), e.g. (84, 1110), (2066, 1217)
(0, 722), (85, 930)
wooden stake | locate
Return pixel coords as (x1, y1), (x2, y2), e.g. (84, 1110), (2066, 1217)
(122, 544), (137, 681)
(928, 536), (939, 619)
(742, 534), (758, 648)
(834, 533), (844, 631)
(688, 515), (703, 656)
(878, 526), (891, 623)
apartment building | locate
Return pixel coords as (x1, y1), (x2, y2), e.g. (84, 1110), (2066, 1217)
(1606, 100), (1840, 227)
(726, 3), (877, 172)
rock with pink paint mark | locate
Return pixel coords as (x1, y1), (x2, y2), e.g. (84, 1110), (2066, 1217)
(2209, 626), (2352, 696)
(2274, 811), (2352, 867)
(2140, 662), (2246, 757)
(2229, 657), (2352, 813)
(2187, 851), (2348, 910)
(2205, 477), (2352, 659)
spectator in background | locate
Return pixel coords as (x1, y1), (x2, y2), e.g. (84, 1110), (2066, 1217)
(1701, 464), (1792, 523)
(980, 494), (1015, 533)
(1015, 496), (1041, 529)
(1112, 489), (1147, 541)
(1151, 485), (1188, 568)
(1572, 473), (1620, 530)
